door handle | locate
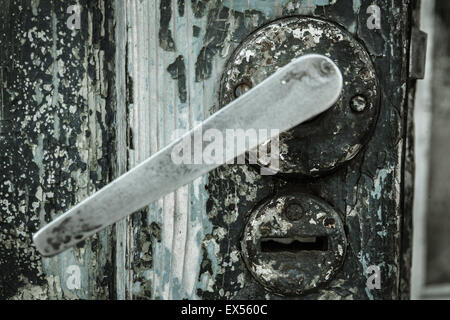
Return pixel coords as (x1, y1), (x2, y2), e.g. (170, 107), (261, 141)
(33, 54), (343, 257)
(219, 17), (380, 178)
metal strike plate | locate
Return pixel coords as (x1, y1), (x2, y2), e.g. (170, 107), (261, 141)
(220, 16), (380, 177)
(241, 192), (347, 296)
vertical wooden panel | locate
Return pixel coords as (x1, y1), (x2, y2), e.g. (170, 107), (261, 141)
(0, 0), (116, 299)
(114, 0), (132, 300)
(118, 0), (215, 299)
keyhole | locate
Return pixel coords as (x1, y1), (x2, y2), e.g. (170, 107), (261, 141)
(260, 236), (328, 253)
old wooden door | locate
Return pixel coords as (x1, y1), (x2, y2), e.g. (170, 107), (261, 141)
(1, 0), (421, 299)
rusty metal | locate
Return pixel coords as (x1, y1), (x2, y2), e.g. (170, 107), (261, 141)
(241, 192), (347, 296)
(220, 16), (380, 177)
(350, 95), (368, 113)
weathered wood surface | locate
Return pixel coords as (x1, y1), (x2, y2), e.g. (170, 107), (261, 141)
(116, 0), (211, 300)
(0, 0), (116, 299)
(0, 0), (415, 300)
(120, 0), (415, 300)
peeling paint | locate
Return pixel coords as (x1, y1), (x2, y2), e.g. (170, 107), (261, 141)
(0, 0), (116, 299)
(167, 55), (187, 103)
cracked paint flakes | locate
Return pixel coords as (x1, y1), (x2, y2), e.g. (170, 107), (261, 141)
(0, 1), (116, 299)
(203, 0), (410, 299)
(120, 0), (409, 300)
(199, 163), (273, 299)
(159, 0), (176, 51)
(371, 167), (394, 200)
(292, 23), (324, 44)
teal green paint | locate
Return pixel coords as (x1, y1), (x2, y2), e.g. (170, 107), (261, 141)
(353, 0), (361, 13)
(370, 168), (391, 200)
(222, 0), (291, 16)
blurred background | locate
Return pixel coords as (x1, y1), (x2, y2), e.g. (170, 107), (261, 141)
(412, 0), (450, 299)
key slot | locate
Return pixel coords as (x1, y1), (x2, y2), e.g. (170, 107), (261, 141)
(260, 236), (328, 253)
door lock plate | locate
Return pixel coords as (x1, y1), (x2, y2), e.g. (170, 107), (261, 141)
(220, 16), (380, 177)
(241, 192), (347, 296)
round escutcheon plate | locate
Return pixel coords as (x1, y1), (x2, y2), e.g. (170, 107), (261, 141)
(241, 192), (347, 296)
(219, 17), (379, 177)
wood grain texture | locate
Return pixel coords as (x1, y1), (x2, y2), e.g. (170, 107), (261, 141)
(117, 0), (211, 299)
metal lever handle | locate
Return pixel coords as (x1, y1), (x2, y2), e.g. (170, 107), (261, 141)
(33, 54), (343, 257)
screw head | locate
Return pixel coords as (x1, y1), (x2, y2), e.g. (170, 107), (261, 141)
(350, 95), (368, 112)
(234, 82), (252, 98)
(284, 203), (303, 221)
(320, 60), (334, 75)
